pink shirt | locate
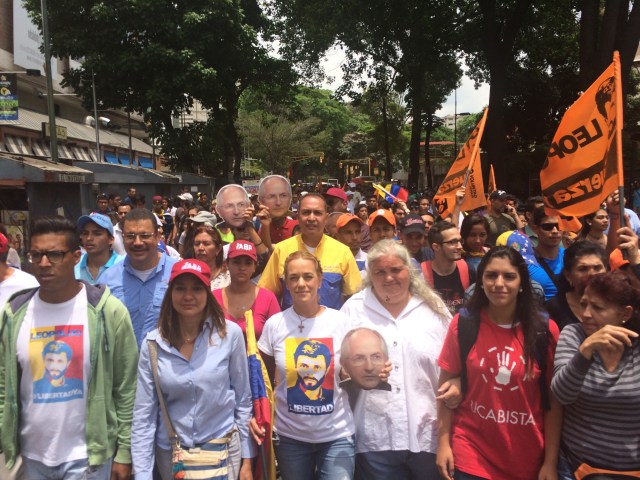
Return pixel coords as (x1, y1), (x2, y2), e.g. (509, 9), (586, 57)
(213, 287), (281, 341)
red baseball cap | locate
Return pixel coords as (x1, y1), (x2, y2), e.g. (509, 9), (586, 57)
(324, 187), (348, 203)
(227, 240), (257, 262)
(609, 248), (630, 271)
(367, 209), (396, 228)
(169, 259), (211, 286)
(0, 233), (8, 254)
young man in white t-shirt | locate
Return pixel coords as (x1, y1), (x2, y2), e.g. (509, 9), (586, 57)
(0, 216), (138, 479)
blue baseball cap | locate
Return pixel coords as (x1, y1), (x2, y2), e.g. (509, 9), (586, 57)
(77, 213), (114, 236)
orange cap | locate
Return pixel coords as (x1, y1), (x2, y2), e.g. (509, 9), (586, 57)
(609, 248), (629, 271)
(367, 209), (396, 228)
(336, 213), (363, 230)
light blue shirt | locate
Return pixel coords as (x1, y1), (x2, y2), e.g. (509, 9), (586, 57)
(102, 253), (178, 347)
(131, 320), (255, 479)
(74, 250), (125, 285)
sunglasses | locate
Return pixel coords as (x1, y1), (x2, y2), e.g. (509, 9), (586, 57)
(539, 223), (560, 232)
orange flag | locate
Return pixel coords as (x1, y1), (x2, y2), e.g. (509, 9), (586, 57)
(433, 109), (488, 218)
(540, 52), (623, 218)
(486, 164), (496, 208)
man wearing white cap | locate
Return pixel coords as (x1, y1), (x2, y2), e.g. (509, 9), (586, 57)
(75, 213), (125, 285)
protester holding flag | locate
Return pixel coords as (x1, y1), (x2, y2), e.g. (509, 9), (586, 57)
(132, 259), (255, 480)
(256, 251), (355, 480)
(485, 190), (524, 245)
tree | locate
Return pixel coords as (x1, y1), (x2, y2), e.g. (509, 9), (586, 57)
(25, 0), (294, 176)
(267, 0), (463, 190)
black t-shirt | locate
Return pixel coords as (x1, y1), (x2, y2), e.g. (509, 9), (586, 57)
(433, 265), (475, 315)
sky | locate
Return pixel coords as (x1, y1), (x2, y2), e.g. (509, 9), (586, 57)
(320, 47), (490, 117)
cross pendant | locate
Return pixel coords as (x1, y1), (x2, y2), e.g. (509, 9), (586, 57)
(298, 324), (304, 333)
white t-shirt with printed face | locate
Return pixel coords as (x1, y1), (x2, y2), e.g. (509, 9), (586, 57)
(258, 307), (354, 443)
(16, 286), (91, 466)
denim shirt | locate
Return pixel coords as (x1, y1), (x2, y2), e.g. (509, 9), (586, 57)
(74, 250), (125, 285)
(131, 320), (256, 479)
(102, 253), (178, 347)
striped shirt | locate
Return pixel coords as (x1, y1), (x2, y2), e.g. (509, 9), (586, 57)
(551, 323), (640, 470)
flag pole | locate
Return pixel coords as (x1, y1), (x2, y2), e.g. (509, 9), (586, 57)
(463, 108), (488, 187)
(613, 51), (626, 227)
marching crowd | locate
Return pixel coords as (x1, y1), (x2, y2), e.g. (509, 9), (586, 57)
(0, 175), (639, 480)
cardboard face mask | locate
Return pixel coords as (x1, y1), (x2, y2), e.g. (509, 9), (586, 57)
(215, 185), (251, 228)
(340, 328), (391, 391)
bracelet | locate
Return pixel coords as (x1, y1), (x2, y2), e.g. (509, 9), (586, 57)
(254, 241), (264, 247)
(609, 213), (620, 219)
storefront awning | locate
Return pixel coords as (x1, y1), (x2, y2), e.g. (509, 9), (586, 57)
(0, 154), (94, 184)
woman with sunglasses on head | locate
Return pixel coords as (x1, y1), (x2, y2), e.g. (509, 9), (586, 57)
(186, 224), (230, 289)
(254, 251), (356, 480)
(213, 240), (280, 341)
(552, 272), (640, 479)
(437, 246), (561, 480)
(132, 259), (255, 480)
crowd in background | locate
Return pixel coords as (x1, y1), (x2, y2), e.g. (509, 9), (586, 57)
(1, 175), (639, 480)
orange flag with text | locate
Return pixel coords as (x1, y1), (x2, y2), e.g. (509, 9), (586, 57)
(433, 109), (488, 218)
(540, 52), (623, 219)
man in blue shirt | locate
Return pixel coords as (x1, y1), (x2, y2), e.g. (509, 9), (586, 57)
(102, 208), (178, 347)
(528, 207), (564, 300)
(75, 213), (124, 285)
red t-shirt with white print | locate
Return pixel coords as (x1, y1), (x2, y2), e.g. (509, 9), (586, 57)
(438, 309), (559, 480)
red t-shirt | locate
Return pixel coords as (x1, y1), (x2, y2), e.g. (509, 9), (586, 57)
(259, 217), (298, 245)
(438, 310), (559, 480)
(212, 287), (281, 341)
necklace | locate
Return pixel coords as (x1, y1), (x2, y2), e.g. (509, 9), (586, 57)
(293, 307), (322, 333)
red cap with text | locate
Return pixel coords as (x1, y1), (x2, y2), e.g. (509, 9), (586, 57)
(227, 240), (257, 262)
(169, 259), (211, 286)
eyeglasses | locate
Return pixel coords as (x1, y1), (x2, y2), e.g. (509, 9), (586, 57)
(27, 250), (71, 264)
(440, 238), (462, 246)
(123, 233), (156, 242)
(349, 353), (386, 367)
(539, 223), (560, 232)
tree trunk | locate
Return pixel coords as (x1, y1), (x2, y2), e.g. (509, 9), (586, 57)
(408, 96), (423, 192)
(424, 114), (434, 190)
(381, 94), (392, 181)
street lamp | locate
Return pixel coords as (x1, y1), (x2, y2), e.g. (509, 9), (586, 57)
(40, 0), (58, 163)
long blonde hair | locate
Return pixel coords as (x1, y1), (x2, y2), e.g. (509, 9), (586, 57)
(364, 239), (450, 320)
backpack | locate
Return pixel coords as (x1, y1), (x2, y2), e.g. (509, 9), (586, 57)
(421, 259), (470, 290)
(457, 307), (551, 410)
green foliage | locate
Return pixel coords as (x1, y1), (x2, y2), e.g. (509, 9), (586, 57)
(24, 0), (295, 174)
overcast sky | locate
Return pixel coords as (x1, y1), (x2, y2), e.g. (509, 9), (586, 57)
(321, 48), (490, 117)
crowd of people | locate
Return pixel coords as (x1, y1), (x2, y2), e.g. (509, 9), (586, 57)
(0, 175), (639, 480)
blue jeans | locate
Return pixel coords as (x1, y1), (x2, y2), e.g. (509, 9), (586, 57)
(274, 433), (355, 480)
(22, 457), (113, 479)
(557, 454), (576, 480)
(355, 450), (439, 480)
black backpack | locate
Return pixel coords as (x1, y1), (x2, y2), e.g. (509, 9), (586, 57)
(457, 307), (551, 410)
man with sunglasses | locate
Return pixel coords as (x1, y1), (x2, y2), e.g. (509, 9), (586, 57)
(0, 216), (137, 479)
(422, 221), (475, 315)
(528, 206), (564, 300)
(102, 208), (178, 347)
